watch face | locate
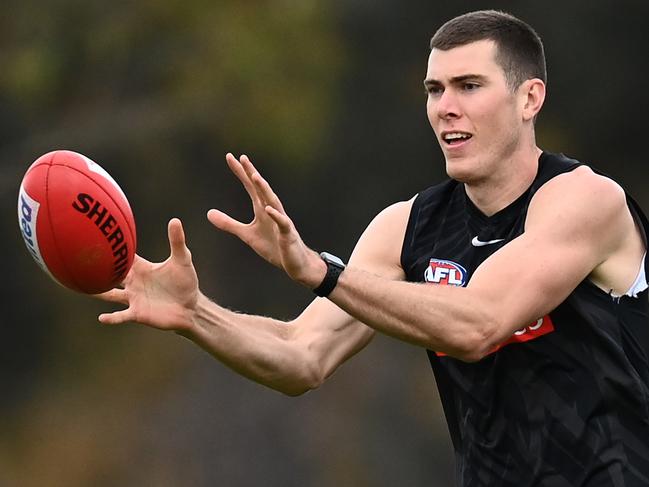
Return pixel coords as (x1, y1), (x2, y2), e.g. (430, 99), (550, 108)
(320, 252), (345, 268)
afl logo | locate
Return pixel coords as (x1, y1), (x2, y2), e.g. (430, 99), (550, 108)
(424, 259), (467, 286)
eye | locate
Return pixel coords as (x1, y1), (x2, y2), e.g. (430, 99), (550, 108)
(462, 82), (480, 91)
(425, 85), (443, 96)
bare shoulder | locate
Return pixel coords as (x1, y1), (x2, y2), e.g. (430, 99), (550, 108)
(537, 165), (625, 204)
(528, 165), (628, 234)
(348, 196), (416, 279)
(527, 165), (644, 294)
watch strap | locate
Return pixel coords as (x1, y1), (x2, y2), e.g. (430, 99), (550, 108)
(313, 253), (345, 297)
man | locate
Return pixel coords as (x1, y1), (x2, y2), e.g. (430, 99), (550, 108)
(99, 10), (649, 486)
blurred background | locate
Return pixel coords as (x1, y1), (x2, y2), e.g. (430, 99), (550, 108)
(2, 0), (648, 485)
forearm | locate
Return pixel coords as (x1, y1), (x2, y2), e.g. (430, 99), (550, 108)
(181, 293), (321, 395)
(326, 267), (494, 360)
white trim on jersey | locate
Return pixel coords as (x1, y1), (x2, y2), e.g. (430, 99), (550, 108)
(611, 252), (648, 299)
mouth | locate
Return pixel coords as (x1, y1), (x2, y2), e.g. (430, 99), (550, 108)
(441, 131), (473, 148)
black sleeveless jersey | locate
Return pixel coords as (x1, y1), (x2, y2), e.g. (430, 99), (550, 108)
(400, 152), (649, 486)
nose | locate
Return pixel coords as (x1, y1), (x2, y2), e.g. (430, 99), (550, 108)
(434, 89), (461, 120)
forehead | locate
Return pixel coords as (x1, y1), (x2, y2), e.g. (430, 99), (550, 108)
(426, 39), (504, 81)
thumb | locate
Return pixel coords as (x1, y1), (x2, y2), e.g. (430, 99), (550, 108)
(207, 208), (246, 238)
(168, 218), (192, 265)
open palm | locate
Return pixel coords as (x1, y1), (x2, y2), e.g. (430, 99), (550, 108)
(97, 218), (199, 331)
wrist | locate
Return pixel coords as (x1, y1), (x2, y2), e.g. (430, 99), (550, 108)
(177, 291), (209, 338)
(311, 252), (346, 297)
(296, 250), (328, 289)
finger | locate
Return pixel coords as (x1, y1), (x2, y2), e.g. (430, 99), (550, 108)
(225, 153), (263, 208)
(206, 208), (248, 238)
(251, 170), (286, 214)
(168, 218), (192, 265)
(238, 154), (283, 211)
(95, 287), (129, 304)
(98, 308), (134, 325)
(239, 155), (269, 193)
(265, 205), (294, 235)
(238, 154), (258, 180)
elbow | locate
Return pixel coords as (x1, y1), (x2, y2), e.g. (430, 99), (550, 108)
(279, 378), (323, 397)
(448, 342), (486, 363)
(281, 382), (319, 397)
(279, 374), (323, 397)
(276, 355), (326, 397)
(454, 345), (489, 363)
(446, 313), (502, 363)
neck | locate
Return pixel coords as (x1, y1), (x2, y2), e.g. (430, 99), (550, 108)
(464, 146), (542, 216)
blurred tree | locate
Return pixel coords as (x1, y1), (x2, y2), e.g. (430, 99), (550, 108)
(1, 0), (345, 165)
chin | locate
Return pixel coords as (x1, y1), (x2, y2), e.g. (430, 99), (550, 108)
(444, 157), (477, 182)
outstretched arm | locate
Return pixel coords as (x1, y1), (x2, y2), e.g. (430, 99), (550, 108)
(98, 160), (411, 394)
(97, 219), (374, 395)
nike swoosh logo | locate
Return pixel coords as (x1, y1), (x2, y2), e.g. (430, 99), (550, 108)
(471, 236), (505, 247)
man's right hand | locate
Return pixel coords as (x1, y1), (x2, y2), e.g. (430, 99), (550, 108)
(97, 218), (199, 332)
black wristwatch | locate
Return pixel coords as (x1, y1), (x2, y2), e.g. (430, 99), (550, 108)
(313, 252), (346, 297)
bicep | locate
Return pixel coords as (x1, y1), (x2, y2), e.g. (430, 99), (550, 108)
(467, 229), (595, 344)
(467, 170), (627, 345)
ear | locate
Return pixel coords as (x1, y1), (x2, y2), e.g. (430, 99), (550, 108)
(520, 79), (546, 121)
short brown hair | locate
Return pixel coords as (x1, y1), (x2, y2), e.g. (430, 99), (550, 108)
(430, 10), (546, 90)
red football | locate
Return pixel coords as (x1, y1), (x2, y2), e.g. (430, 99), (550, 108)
(18, 150), (137, 294)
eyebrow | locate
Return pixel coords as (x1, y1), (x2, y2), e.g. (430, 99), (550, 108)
(423, 74), (488, 88)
